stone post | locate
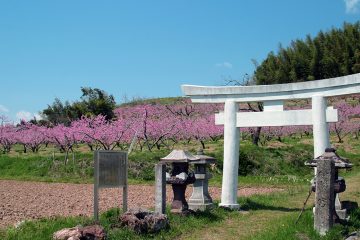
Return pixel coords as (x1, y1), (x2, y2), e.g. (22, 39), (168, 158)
(155, 163), (166, 214)
(219, 100), (240, 209)
(314, 158), (335, 236)
(312, 95), (330, 158)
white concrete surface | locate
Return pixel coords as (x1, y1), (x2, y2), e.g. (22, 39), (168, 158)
(215, 108), (338, 127)
(312, 95), (331, 158)
(219, 100), (240, 209)
(263, 100), (284, 111)
(182, 73), (360, 103)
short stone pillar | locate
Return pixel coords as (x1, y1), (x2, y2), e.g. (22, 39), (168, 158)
(188, 149), (216, 211)
(155, 163), (166, 214)
(314, 157), (335, 236)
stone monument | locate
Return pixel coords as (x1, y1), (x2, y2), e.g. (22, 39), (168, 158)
(306, 148), (353, 221)
(314, 155), (335, 235)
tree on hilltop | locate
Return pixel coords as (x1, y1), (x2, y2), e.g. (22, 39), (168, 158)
(42, 87), (116, 125)
(255, 22), (360, 84)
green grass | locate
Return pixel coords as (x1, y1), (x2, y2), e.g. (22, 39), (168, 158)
(119, 96), (185, 107)
(250, 209), (360, 240)
(2, 205), (240, 240)
(181, 173), (360, 240)
(0, 150), (167, 184)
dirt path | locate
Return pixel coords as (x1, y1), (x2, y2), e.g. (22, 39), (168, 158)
(0, 180), (280, 228)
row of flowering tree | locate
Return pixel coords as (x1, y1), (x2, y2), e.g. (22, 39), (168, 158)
(0, 100), (359, 154)
(239, 100), (360, 145)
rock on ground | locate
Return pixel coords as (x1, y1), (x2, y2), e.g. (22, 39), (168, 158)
(53, 225), (106, 240)
(120, 208), (169, 234)
(346, 231), (360, 240)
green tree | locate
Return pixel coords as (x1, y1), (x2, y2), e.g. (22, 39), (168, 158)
(255, 22), (360, 84)
(42, 87), (116, 125)
(80, 87), (116, 120)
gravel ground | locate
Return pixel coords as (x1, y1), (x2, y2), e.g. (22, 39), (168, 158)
(0, 180), (281, 228)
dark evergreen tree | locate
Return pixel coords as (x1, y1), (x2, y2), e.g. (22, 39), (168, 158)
(42, 87), (116, 125)
(255, 22), (360, 84)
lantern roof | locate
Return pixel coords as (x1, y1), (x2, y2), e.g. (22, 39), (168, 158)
(161, 150), (199, 163)
(305, 148), (352, 169)
(192, 149), (216, 164)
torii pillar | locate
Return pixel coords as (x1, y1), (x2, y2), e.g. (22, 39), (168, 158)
(312, 95), (331, 158)
(220, 100), (240, 209)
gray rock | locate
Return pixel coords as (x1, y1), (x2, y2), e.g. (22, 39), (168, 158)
(120, 208), (169, 234)
(81, 225), (107, 240)
(53, 225), (106, 240)
(53, 226), (82, 240)
(144, 213), (169, 233)
(346, 231), (360, 240)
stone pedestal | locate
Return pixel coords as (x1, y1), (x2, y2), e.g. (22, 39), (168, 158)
(314, 158), (335, 236)
(189, 164), (213, 211)
(171, 184), (189, 213)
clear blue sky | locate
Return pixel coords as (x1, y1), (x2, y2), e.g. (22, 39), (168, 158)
(0, 0), (359, 122)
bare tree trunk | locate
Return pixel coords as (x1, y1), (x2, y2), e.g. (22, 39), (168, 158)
(252, 127), (262, 146)
(64, 150), (69, 165)
(200, 140), (205, 149)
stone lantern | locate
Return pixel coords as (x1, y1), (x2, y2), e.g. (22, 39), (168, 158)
(160, 150), (196, 213)
(188, 149), (216, 211)
(305, 148), (352, 220)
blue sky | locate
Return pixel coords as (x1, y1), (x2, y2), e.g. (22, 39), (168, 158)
(0, 0), (359, 122)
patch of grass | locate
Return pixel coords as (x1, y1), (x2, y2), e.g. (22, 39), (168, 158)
(250, 208), (360, 240)
(0, 150), (166, 184)
(5, 216), (92, 240)
(0, 152), (94, 183)
(181, 172), (360, 240)
(119, 96), (185, 107)
(3, 205), (238, 240)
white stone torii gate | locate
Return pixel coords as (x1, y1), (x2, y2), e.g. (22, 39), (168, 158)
(181, 73), (360, 209)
